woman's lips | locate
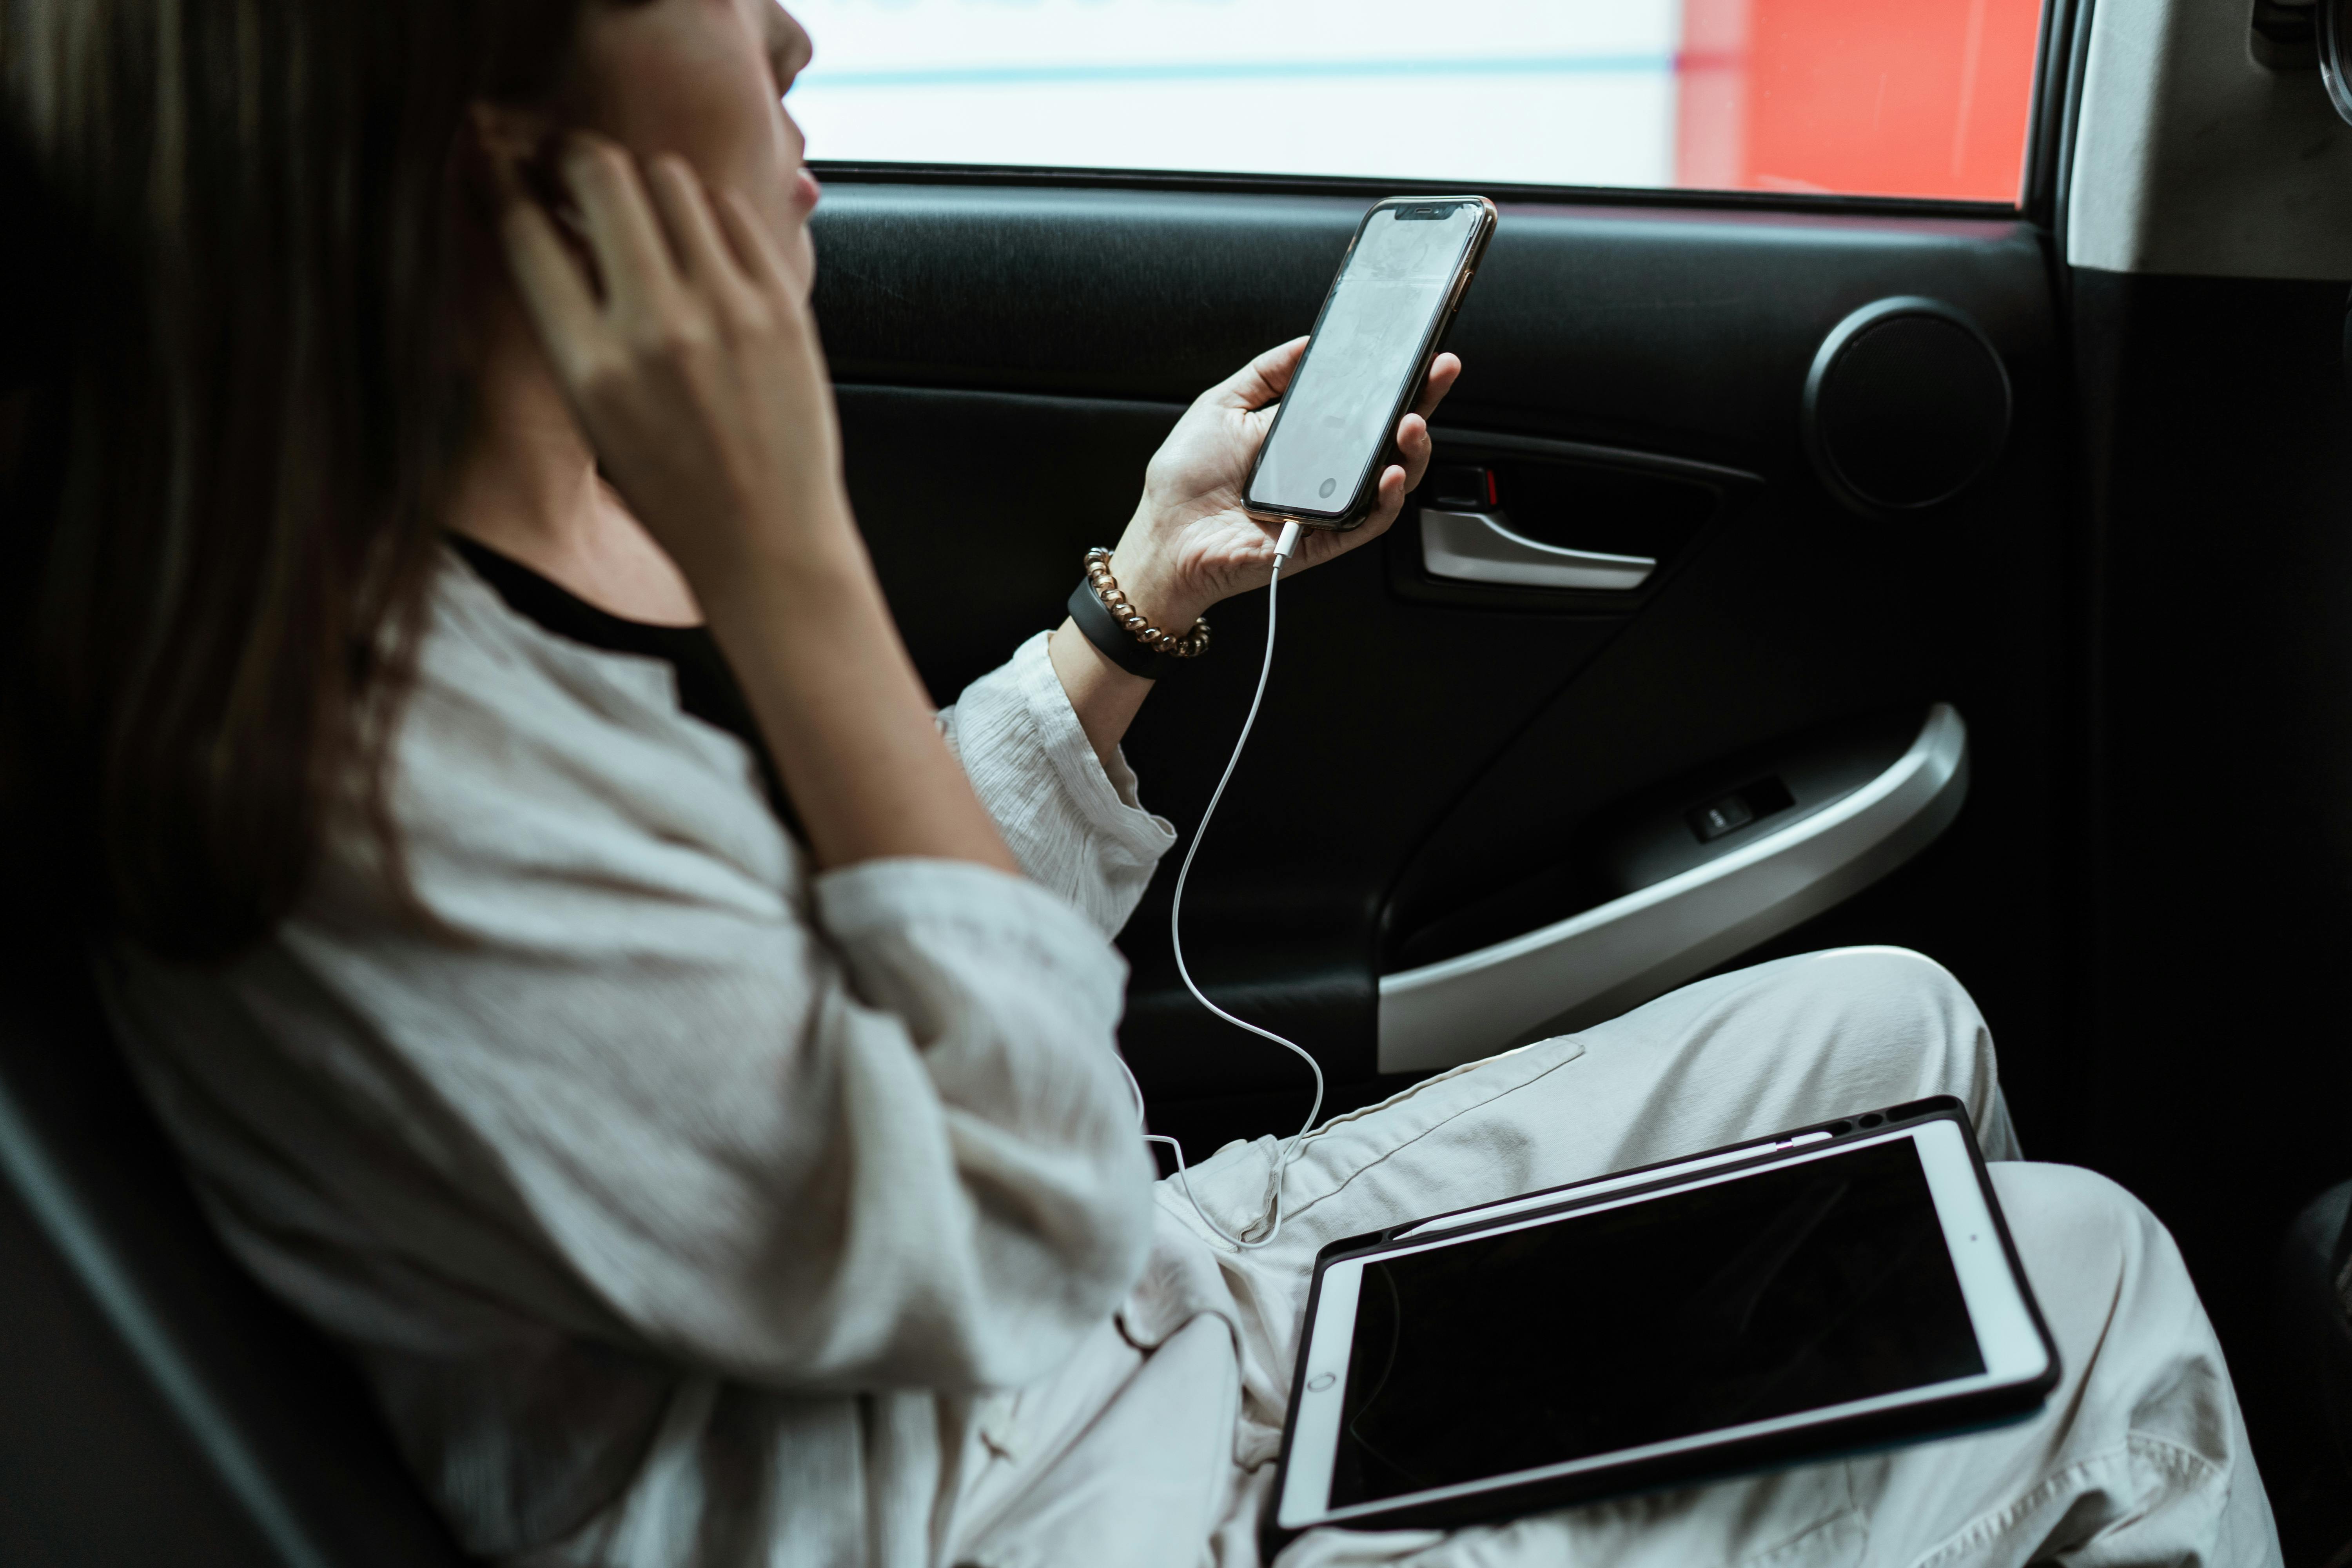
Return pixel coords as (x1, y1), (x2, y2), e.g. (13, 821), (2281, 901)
(794, 165), (822, 212)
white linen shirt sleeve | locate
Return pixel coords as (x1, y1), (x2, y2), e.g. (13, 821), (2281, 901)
(936, 632), (1176, 937)
(107, 567), (1165, 1402)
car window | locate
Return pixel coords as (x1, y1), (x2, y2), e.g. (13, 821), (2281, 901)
(789, 0), (2045, 204)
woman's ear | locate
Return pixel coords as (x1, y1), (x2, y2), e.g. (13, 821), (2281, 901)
(470, 101), (552, 174)
(462, 100), (601, 310)
(465, 100), (579, 241)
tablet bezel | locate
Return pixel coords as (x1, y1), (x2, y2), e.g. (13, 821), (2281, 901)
(1275, 1117), (2051, 1533)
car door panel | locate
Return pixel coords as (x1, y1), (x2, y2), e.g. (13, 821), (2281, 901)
(1379, 702), (1969, 1072)
(813, 183), (2070, 1158)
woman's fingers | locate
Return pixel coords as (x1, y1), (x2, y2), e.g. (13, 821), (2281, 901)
(715, 187), (799, 298)
(1335, 466), (1410, 550)
(1364, 463), (1410, 536)
(497, 194), (608, 388)
(1388, 353), (1459, 493)
(1218, 336), (1311, 410)
(1319, 423), (1426, 567)
(1394, 412), (1436, 492)
(1218, 340), (1453, 419)
(560, 136), (683, 317)
(1285, 465), (1407, 576)
(645, 155), (757, 306)
(1414, 352), (1463, 420)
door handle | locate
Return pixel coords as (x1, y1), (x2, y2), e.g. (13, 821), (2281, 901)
(1377, 704), (1969, 1073)
(1420, 508), (1657, 592)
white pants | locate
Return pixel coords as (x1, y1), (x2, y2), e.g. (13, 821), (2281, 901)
(946, 949), (2282, 1568)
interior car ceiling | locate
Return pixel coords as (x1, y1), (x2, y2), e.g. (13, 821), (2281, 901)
(1, 0), (2349, 1560)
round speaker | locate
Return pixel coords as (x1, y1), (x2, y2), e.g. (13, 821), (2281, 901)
(2322, 0), (2352, 125)
(1802, 297), (2011, 517)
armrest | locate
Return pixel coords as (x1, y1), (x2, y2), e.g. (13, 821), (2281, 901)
(1377, 704), (1969, 1073)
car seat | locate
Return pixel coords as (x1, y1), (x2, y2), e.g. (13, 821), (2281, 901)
(0, 922), (470, 1566)
(2280, 1177), (2352, 1490)
(0, 121), (465, 1566)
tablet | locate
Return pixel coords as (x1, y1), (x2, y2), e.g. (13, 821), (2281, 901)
(1270, 1098), (2059, 1542)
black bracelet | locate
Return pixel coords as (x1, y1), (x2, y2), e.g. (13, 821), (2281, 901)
(1068, 578), (1172, 679)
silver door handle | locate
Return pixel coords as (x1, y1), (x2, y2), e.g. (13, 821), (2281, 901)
(1377, 704), (1970, 1073)
(1420, 508), (1657, 591)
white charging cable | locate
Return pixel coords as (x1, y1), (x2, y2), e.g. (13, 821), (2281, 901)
(1117, 519), (1325, 1250)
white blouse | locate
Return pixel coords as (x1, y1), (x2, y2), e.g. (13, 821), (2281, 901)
(100, 554), (1180, 1566)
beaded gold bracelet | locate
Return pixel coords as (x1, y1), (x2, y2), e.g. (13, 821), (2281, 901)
(1082, 547), (1211, 659)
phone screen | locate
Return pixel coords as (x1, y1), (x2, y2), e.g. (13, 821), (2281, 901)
(1247, 201), (1483, 515)
(1328, 1137), (1983, 1508)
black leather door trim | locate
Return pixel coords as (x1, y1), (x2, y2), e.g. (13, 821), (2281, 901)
(1430, 426), (1764, 488)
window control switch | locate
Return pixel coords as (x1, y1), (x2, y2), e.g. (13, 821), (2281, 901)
(1690, 795), (1754, 842)
(1688, 776), (1796, 844)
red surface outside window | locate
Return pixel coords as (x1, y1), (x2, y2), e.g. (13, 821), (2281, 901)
(1677, 0), (2045, 202)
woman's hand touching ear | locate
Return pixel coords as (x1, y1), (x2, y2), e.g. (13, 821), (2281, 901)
(492, 130), (1018, 876)
(492, 131), (851, 586)
(1100, 338), (1462, 635)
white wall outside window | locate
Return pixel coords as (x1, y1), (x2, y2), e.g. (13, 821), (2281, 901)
(787, 0), (1684, 191)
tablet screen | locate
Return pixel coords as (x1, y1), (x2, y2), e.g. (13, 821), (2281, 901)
(1329, 1137), (1983, 1508)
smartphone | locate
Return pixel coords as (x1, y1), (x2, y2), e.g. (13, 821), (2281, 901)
(1244, 196), (1497, 532)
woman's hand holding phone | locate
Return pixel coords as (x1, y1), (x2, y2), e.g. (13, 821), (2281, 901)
(1104, 338), (1463, 637)
(1045, 336), (1459, 765)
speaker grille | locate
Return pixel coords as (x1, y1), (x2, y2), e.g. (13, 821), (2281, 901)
(1805, 300), (2010, 515)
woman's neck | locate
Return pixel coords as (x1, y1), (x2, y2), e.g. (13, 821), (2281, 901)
(446, 298), (702, 627)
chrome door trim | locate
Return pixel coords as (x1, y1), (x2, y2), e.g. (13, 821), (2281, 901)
(1377, 704), (1970, 1073)
(1420, 508), (1657, 591)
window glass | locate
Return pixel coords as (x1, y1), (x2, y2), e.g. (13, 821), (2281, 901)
(788, 0), (2045, 204)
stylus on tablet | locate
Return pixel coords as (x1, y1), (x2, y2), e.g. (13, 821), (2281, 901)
(1391, 1129), (1834, 1240)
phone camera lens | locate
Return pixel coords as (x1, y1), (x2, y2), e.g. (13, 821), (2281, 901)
(1318, 477), (1338, 497)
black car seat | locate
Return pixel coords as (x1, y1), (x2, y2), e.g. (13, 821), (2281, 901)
(2280, 1177), (2352, 1490)
(0, 922), (470, 1567)
(0, 126), (468, 1567)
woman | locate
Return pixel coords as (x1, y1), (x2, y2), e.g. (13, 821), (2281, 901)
(3, 1), (2279, 1564)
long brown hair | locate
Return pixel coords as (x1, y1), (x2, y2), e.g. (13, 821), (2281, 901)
(2, 0), (601, 960)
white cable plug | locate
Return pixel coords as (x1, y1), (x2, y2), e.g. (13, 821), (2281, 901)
(1120, 519), (1323, 1250)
